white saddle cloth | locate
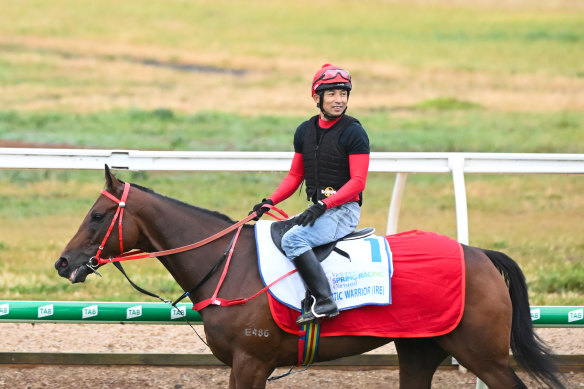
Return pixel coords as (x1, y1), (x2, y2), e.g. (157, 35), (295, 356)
(255, 220), (393, 311)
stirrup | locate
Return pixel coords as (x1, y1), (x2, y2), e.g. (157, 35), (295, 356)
(296, 296), (339, 326)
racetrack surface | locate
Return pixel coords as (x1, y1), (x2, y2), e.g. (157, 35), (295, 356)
(0, 323), (582, 388)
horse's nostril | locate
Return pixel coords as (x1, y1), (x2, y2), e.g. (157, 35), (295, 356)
(59, 258), (69, 268)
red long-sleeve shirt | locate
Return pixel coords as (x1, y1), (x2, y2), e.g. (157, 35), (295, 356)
(268, 152), (369, 209)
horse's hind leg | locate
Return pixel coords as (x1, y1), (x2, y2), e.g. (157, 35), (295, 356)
(437, 334), (526, 389)
(395, 338), (449, 389)
(435, 246), (527, 389)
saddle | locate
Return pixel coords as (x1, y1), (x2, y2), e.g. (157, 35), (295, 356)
(269, 217), (375, 263)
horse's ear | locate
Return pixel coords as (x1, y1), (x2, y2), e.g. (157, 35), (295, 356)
(104, 164), (121, 191)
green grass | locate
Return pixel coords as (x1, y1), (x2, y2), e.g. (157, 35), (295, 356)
(534, 261), (584, 295)
(1, 109), (582, 153)
(0, 110), (301, 151)
(414, 97), (483, 111)
(0, 1), (582, 117)
(0, 0), (582, 76)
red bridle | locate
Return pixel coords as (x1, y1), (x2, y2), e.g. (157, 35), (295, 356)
(94, 182), (131, 263)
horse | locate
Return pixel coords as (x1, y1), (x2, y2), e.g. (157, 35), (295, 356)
(55, 166), (565, 389)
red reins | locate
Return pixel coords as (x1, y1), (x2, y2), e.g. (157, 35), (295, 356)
(92, 211), (258, 266)
(90, 184), (287, 266)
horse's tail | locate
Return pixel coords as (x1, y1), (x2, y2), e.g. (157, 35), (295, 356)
(482, 249), (566, 389)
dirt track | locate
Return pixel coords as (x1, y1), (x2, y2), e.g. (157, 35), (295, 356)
(0, 323), (582, 388)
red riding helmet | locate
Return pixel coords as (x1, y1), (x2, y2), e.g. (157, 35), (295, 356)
(311, 64), (352, 96)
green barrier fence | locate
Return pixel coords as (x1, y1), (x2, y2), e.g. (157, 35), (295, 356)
(0, 301), (582, 327)
(0, 301), (201, 324)
(530, 305), (584, 327)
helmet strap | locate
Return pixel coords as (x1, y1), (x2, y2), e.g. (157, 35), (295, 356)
(316, 91), (323, 109)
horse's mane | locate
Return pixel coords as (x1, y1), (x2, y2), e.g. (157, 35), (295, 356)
(128, 182), (238, 224)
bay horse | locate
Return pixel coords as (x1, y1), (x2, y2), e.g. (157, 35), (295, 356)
(55, 166), (565, 389)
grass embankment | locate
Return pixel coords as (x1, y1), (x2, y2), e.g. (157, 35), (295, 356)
(1, 109), (581, 153)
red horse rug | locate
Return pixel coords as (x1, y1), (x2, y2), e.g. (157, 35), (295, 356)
(265, 229), (465, 338)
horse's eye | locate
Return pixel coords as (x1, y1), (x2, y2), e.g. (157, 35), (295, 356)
(91, 212), (104, 221)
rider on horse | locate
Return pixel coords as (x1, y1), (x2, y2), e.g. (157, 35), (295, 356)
(251, 64), (370, 325)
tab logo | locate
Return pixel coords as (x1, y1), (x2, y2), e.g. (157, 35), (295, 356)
(568, 308), (583, 323)
(530, 308), (541, 321)
(0, 303), (9, 316)
(127, 305), (142, 319)
(171, 306), (186, 320)
(82, 305), (98, 319)
(38, 304), (54, 318)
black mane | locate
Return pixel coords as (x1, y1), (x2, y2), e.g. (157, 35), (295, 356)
(128, 182), (238, 224)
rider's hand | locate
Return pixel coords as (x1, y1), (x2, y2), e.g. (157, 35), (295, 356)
(249, 198), (274, 221)
(295, 201), (327, 227)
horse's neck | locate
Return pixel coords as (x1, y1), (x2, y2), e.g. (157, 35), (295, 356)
(135, 193), (257, 300)
(135, 195), (232, 252)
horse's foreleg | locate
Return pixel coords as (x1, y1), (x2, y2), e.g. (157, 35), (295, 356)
(395, 338), (449, 389)
(229, 353), (275, 389)
(229, 369), (236, 389)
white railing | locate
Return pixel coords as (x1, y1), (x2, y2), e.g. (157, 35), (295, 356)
(1, 148), (583, 244)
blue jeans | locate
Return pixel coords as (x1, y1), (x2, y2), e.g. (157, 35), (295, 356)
(281, 201), (361, 260)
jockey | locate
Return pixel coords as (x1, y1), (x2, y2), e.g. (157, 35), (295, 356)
(251, 64), (370, 326)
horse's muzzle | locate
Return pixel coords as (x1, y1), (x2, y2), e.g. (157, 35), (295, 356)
(55, 256), (69, 271)
(55, 256), (91, 283)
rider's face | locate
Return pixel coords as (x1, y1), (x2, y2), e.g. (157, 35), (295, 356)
(313, 89), (348, 120)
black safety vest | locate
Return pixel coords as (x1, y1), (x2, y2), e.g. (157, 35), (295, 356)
(302, 114), (362, 204)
